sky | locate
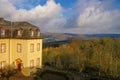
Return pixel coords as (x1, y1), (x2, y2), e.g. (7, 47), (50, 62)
(0, 0), (120, 34)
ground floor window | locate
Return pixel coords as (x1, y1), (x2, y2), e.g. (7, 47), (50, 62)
(30, 60), (34, 68)
(1, 61), (6, 69)
(36, 58), (40, 66)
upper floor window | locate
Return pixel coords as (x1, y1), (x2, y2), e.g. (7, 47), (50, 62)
(1, 29), (5, 36)
(30, 60), (34, 68)
(1, 43), (6, 53)
(1, 61), (6, 69)
(30, 44), (34, 52)
(36, 58), (40, 66)
(18, 30), (21, 36)
(31, 31), (34, 37)
(17, 28), (23, 36)
(17, 44), (22, 53)
(37, 43), (40, 51)
(36, 29), (40, 37)
(37, 31), (40, 36)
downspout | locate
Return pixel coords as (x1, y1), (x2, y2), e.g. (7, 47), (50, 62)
(9, 21), (12, 68)
(9, 37), (10, 68)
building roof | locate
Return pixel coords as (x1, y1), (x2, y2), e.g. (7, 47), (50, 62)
(0, 18), (42, 39)
(0, 18), (37, 28)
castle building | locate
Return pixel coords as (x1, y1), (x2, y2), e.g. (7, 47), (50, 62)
(0, 18), (42, 76)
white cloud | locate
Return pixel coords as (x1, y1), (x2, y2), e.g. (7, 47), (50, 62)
(0, 0), (120, 34)
(0, 0), (66, 33)
(0, 0), (16, 18)
(65, 0), (120, 34)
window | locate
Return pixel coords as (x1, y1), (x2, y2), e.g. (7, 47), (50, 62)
(18, 28), (23, 36)
(36, 58), (40, 66)
(1, 61), (6, 69)
(17, 44), (22, 53)
(37, 31), (40, 36)
(18, 30), (21, 36)
(30, 60), (34, 68)
(30, 44), (34, 52)
(37, 43), (40, 51)
(1, 29), (5, 36)
(31, 31), (34, 36)
(1, 43), (6, 53)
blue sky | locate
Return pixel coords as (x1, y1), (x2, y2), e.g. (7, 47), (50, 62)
(14, 0), (120, 10)
(115, 0), (120, 9)
(52, 0), (77, 8)
(0, 0), (120, 34)
(14, 0), (77, 9)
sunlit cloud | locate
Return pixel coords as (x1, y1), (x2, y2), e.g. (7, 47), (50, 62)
(65, 0), (120, 34)
(0, 0), (120, 34)
(0, 0), (66, 33)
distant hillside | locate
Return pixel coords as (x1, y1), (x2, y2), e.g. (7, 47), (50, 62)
(83, 34), (120, 39)
(42, 33), (120, 42)
(42, 32), (79, 42)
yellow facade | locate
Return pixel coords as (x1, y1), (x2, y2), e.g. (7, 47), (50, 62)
(0, 38), (42, 76)
(0, 39), (9, 68)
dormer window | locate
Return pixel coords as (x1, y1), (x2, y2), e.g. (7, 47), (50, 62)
(31, 30), (34, 36)
(37, 31), (40, 36)
(36, 29), (40, 37)
(18, 30), (21, 36)
(0, 29), (5, 36)
(30, 28), (34, 37)
(18, 29), (22, 36)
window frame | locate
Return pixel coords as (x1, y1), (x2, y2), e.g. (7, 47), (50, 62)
(1, 29), (5, 36)
(1, 43), (6, 53)
(31, 30), (34, 37)
(30, 60), (34, 68)
(37, 31), (40, 36)
(18, 30), (21, 36)
(37, 43), (40, 51)
(36, 58), (40, 66)
(17, 43), (22, 53)
(30, 44), (34, 52)
(1, 61), (6, 69)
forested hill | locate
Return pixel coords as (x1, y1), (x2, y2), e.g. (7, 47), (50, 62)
(83, 34), (120, 39)
(42, 33), (120, 42)
(43, 37), (120, 79)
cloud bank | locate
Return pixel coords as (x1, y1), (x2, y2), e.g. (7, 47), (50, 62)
(0, 0), (66, 33)
(0, 0), (120, 34)
(65, 0), (120, 34)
